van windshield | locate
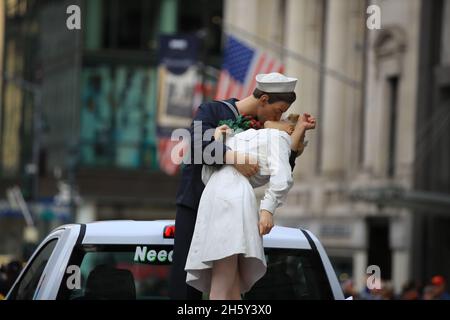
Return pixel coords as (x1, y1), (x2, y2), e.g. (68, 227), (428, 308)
(57, 245), (333, 300)
(58, 244), (172, 300)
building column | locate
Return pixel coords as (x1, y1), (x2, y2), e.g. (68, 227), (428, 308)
(354, 249), (368, 293)
(392, 250), (410, 295)
(224, 0), (257, 42)
(320, 0), (348, 175)
(225, 0), (285, 55)
(320, 0), (364, 176)
(256, 0), (283, 49)
(284, 0), (323, 180)
(391, 214), (412, 294)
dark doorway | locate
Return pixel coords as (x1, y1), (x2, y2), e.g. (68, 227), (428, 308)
(367, 217), (392, 280)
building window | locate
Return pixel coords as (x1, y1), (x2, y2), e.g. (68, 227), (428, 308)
(387, 76), (399, 178)
(367, 217), (392, 281)
(101, 0), (163, 51)
(177, 0), (223, 68)
(84, 0), (223, 63)
(83, 0), (165, 51)
(80, 65), (159, 170)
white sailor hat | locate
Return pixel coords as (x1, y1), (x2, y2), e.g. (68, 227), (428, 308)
(255, 72), (298, 93)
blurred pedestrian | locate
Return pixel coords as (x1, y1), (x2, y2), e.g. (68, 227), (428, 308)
(400, 281), (420, 300)
(380, 280), (394, 300)
(341, 279), (358, 299)
(422, 285), (436, 300)
(359, 275), (383, 300)
(0, 264), (6, 299)
(430, 275), (450, 300)
(0, 260), (22, 298)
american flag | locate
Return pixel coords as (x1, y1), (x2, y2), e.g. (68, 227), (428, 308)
(215, 35), (285, 100)
(158, 138), (181, 176)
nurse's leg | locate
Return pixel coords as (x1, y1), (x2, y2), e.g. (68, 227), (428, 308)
(230, 266), (242, 300)
(210, 255), (238, 300)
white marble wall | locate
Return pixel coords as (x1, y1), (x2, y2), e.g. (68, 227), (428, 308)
(321, 0), (365, 177)
(224, 0), (284, 55)
(363, 0), (420, 185)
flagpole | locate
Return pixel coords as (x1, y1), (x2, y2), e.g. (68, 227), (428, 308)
(216, 20), (362, 90)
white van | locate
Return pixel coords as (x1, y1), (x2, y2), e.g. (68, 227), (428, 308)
(6, 220), (345, 300)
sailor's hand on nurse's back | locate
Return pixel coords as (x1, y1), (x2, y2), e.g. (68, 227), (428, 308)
(225, 151), (259, 177)
(259, 210), (274, 236)
(214, 124), (232, 141)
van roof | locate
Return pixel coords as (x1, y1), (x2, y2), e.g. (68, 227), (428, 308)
(71, 220), (312, 250)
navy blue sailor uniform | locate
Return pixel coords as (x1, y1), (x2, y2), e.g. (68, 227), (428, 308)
(169, 98), (298, 300)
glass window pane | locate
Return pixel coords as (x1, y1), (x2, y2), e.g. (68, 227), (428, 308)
(243, 249), (333, 300)
(80, 65), (158, 169)
(58, 246), (333, 300)
(101, 0), (163, 50)
(13, 239), (58, 300)
(59, 245), (172, 300)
